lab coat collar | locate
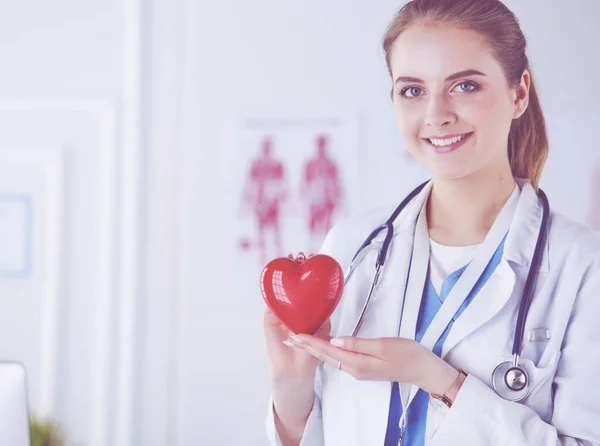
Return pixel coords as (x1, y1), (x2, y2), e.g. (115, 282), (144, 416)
(503, 179), (550, 272)
(392, 180), (434, 235)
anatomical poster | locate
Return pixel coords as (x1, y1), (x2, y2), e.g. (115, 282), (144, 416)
(226, 115), (363, 298)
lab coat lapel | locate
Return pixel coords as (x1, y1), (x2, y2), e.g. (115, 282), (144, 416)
(504, 180), (550, 272)
(398, 201), (429, 341)
(347, 181), (432, 445)
(354, 220), (416, 445)
(394, 202), (432, 421)
(441, 180), (547, 357)
(440, 259), (516, 357)
(380, 183), (432, 428)
(351, 180), (433, 341)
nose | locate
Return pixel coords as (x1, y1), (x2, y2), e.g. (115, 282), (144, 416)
(424, 95), (457, 129)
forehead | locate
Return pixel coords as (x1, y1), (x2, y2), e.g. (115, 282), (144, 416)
(389, 24), (502, 81)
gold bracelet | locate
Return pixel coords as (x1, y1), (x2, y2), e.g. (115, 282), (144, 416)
(430, 369), (468, 408)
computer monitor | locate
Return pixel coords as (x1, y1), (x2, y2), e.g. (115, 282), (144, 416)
(0, 362), (30, 446)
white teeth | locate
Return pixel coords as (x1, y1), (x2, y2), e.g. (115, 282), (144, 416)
(429, 133), (469, 147)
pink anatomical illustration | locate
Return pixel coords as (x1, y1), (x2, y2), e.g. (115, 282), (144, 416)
(300, 134), (343, 252)
(239, 137), (288, 264)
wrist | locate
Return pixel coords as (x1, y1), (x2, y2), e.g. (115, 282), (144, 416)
(270, 372), (316, 392)
(429, 365), (461, 396)
(413, 349), (457, 394)
(272, 384), (315, 427)
(272, 378), (315, 415)
(443, 369), (467, 404)
(431, 369), (468, 408)
(269, 364), (316, 385)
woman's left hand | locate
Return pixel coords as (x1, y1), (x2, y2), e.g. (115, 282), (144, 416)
(288, 334), (459, 396)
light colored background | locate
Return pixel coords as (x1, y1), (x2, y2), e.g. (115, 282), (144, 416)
(0, 1), (598, 445)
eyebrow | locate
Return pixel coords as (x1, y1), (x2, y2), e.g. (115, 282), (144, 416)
(394, 69), (487, 85)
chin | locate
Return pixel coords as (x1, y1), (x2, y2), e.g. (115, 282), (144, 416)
(410, 146), (481, 181)
(419, 157), (473, 179)
(430, 171), (472, 182)
(424, 162), (481, 181)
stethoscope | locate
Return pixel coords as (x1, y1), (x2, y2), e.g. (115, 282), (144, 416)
(342, 180), (550, 402)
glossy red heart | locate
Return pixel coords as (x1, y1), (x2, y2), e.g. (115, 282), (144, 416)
(260, 253), (344, 334)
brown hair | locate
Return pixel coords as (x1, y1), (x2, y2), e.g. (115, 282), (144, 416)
(383, 0), (548, 188)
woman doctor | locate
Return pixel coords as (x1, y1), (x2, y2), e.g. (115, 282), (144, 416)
(263, 0), (600, 444)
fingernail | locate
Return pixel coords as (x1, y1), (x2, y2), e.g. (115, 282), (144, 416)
(330, 338), (345, 348)
(289, 334), (303, 344)
(282, 340), (295, 348)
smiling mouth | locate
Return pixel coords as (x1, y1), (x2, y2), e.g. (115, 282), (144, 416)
(426, 132), (473, 147)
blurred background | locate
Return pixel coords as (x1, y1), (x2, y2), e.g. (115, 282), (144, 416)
(0, 0), (598, 445)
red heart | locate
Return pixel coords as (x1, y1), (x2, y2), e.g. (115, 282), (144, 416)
(260, 253), (344, 334)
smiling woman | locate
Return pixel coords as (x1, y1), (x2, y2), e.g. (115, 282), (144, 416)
(388, 34), (538, 188)
(384, 1), (548, 189)
(262, 1), (600, 445)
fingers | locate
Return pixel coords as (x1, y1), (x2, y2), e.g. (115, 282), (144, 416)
(263, 308), (292, 345)
(329, 336), (388, 358)
(293, 335), (382, 380)
(263, 306), (275, 320)
(263, 307), (285, 327)
(292, 341), (336, 367)
(314, 320), (332, 338)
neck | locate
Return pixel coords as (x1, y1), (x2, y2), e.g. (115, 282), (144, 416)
(426, 170), (516, 246)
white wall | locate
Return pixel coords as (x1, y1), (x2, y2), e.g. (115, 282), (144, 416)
(0, 2), (133, 446)
(0, 2), (123, 98)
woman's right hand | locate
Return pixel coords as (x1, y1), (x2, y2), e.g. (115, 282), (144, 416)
(263, 307), (331, 383)
(263, 307), (331, 445)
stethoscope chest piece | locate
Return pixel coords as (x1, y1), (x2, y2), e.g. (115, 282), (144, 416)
(491, 360), (531, 402)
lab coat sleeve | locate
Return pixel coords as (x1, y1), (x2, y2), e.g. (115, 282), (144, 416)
(429, 269), (600, 446)
(265, 218), (351, 446)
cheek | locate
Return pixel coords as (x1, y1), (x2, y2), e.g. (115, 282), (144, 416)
(394, 102), (423, 137)
(457, 92), (513, 134)
(458, 93), (495, 120)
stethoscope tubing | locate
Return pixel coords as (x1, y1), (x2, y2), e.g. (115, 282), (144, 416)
(343, 180), (550, 397)
(511, 188), (549, 356)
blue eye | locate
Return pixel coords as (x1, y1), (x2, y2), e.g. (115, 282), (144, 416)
(453, 81), (479, 93)
(400, 86), (424, 98)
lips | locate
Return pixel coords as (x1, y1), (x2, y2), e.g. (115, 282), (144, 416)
(423, 132), (474, 154)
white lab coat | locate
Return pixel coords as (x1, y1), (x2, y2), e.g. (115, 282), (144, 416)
(266, 179), (600, 445)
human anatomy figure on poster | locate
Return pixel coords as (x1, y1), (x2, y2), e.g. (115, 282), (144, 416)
(239, 136), (288, 264)
(300, 134), (344, 252)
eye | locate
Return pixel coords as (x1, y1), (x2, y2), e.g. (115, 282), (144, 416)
(400, 86), (424, 98)
(453, 81), (479, 93)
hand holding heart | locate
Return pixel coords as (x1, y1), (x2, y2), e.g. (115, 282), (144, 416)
(285, 334), (459, 395)
(261, 253), (459, 396)
(262, 252), (339, 383)
(263, 307), (331, 383)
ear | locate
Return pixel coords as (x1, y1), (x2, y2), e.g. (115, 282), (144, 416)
(513, 70), (531, 119)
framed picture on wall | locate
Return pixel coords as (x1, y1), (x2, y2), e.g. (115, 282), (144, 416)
(0, 194), (33, 278)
